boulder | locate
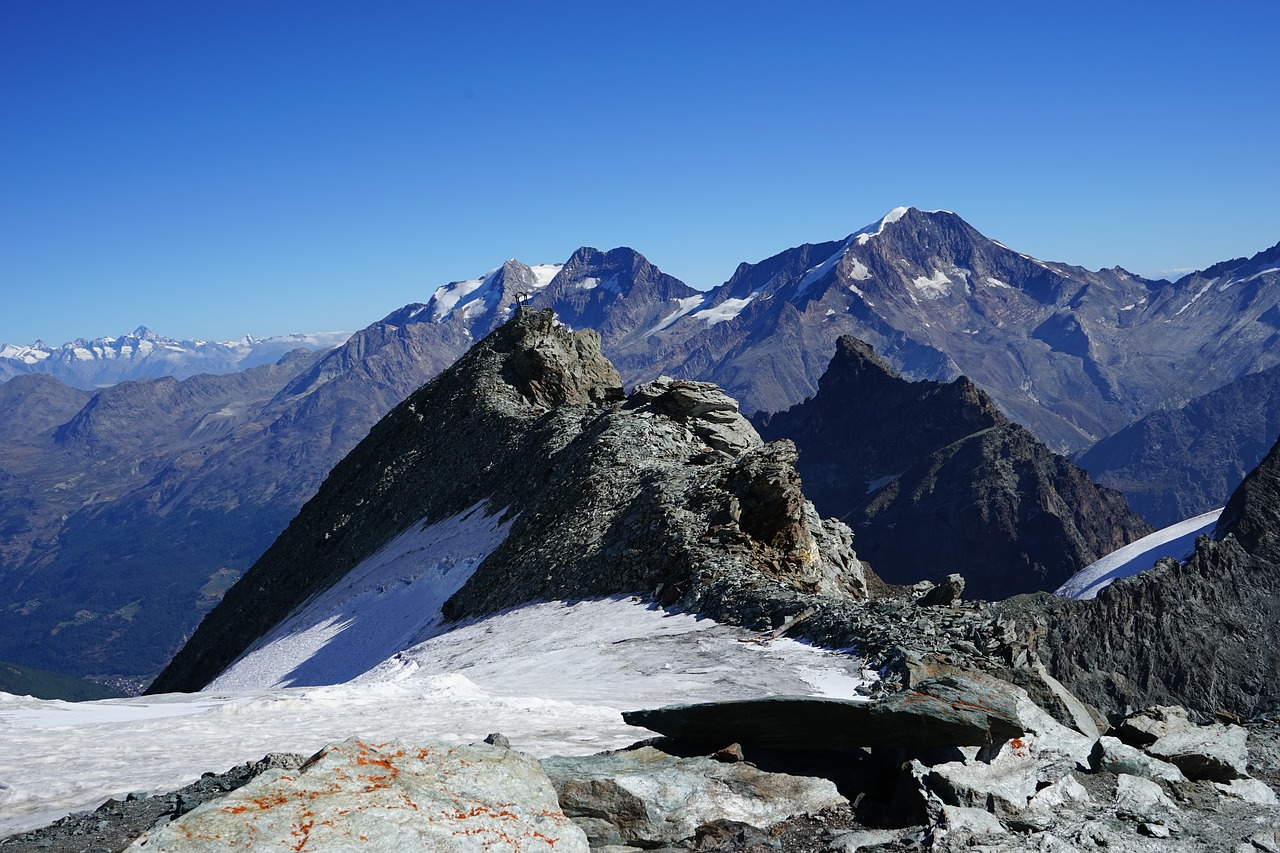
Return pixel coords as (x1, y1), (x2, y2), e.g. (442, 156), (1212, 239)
(540, 745), (843, 848)
(916, 573), (964, 607)
(1146, 723), (1249, 781)
(126, 738), (588, 852)
(1213, 778), (1279, 806)
(1114, 773), (1179, 823)
(1114, 705), (1194, 748)
(1092, 736), (1187, 783)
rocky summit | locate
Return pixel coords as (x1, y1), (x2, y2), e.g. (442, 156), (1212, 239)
(150, 309), (872, 693)
(758, 336), (1151, 598)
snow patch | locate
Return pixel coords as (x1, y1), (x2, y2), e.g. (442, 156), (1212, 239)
(428, 272), (495, 323)
(646, 295), (707, 336)
(911, 269), (953, 299)
(210, 501), (514, 690)
(1172, 280), (1215, 318)
(530, 264), (563, 288)
(847, 257), (872, 281)
(692, 293), (758, 326)
(1221, 266), (1280, 290)
(1054, 509), (1221, 600)
(865, 474), (899, 495)
(795, 240), (856, 296)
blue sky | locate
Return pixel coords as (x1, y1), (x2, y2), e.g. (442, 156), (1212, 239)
(2, 1), (1277, 345)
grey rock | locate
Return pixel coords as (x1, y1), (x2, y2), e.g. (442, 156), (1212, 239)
(1115, 705), (1194, 747)
(917, 574), (964, 607)
(541, 745), (843, 848)
(1213, 778), (1279, 805)
(756, 336), (1151, 598)
(1114, 774), (1179, 823)
(1018, 434), (1280, 720)
(1092, 736), (1187, 783)
(1146, 723), (1249, 781)
(126, 738), (588, 852)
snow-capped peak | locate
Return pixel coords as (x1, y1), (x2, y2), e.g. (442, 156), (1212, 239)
(853, 206), (912, 246)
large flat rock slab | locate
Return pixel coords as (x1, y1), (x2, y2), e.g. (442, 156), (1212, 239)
(623, 676), (1023, 749)
(126, 738), (588, 852)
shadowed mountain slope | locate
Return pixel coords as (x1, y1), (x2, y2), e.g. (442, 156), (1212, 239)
(757, 337), (1151, 598)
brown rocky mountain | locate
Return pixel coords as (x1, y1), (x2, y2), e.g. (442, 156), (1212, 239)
(757, 337), (1151, 599)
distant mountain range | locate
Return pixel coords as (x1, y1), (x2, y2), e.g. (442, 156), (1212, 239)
(1077, 362), (1280, 526)
(0, 326), (353, 389)
(2, 208), (1277, 690)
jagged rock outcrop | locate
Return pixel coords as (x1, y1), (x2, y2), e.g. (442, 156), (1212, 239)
(149, 310), (873, 693)
(757, 336), (1151, 598)
(1014, 433), (1280, 720)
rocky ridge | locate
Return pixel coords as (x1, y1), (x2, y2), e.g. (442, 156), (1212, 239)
(149, 309), (872, 693)
(1005, 432), (1280, 723)
(4, 697), (1278, 852)
(757, 337), (1151, 598)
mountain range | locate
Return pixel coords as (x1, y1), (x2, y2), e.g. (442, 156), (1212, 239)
(2, 207), (1278, 690)
(0, 326), (352, 389)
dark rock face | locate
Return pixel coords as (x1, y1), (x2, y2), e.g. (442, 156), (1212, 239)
(623, 675), (1025, 750)
(1078, 363), (1280, 526)
(149, 310), (872, 693)
(1020, 434), (1280, 720)
(757, 337), (1151, 599)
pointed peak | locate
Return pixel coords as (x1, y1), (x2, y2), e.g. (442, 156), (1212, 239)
(831, 335), (894, 377)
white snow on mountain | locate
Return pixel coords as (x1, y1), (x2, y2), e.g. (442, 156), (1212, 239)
(692, 293), (759, 326)
(210, 501), (514, 690)
(1054, 508), (1222, 600)
(853, 206), (909, 246)
(646, 295), (708, 336)
(911, 269), (953, 299)
(795, 239), (855, 296)
(529, 263), (564, 288)
(0, 343), (51, 363)
(428, 271), (497, 322)
(0, 597), (877, 836)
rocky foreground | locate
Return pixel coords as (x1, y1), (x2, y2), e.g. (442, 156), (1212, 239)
(3, 671), (1278, 852)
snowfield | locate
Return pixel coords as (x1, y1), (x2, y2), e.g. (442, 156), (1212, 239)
(1, 597), (877, 836)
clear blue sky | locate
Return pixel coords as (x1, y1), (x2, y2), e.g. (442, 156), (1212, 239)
(3, 1), (1277, 345)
